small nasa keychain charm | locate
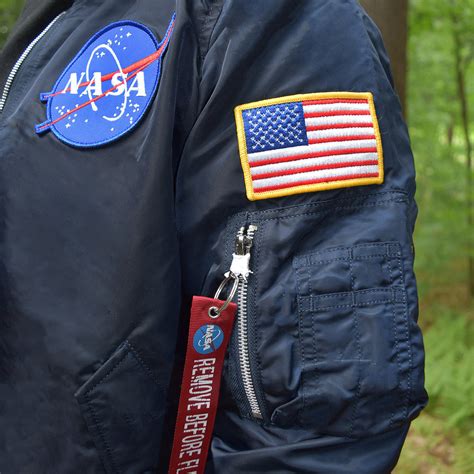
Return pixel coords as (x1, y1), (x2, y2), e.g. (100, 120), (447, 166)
(36, 14), (175, 147)
(169, 225), (258, 474)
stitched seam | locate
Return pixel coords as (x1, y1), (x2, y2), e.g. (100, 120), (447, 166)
(253, 219), (269, 420)
(245, 191), (407, 219)
(398, 252), (412, 419)
(310, 303), (352, 311)
(295, 274), (307, 426)
(126, 340), (160, 385)
(306, 299), (395, 312)
(297, 257), (350, 266)
(81, 342), (158, 473)
(256, 198), (406, 225)
(295, 245), (350, 264)
(313, 287), (399, 297)
(84, 344), (131, 396)
(296, 253), (394, 267)
(387, 254), (398, 429)
(310, 307), (321, 428)
(307, 267), (313, 295)
(354, 254), (389, 260)
(195, 192), (406, 235)
(348, 249), (362, 437)
(302, 286), (403, 306)
(85, 392), (121, 474)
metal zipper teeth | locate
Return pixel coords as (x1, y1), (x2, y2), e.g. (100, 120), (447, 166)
(0, 12), (66, 113)
(237, 225), (262, 419)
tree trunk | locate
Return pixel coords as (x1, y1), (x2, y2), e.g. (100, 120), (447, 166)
(451, 11), (474, 298)
(359, 0), (409, 113)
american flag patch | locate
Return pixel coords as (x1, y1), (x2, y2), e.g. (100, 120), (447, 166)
(234, 92), (384, 201)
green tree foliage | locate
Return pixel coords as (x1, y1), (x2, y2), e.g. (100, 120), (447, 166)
(0, 0), (23, 47)
(397, 0), (474, 472)
(409, 0), (474, 297)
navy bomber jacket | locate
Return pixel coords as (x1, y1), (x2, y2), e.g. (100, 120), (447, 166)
(0, 1), (427, 472)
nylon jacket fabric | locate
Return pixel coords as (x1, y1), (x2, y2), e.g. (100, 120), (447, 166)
(0, 1), (427, 473)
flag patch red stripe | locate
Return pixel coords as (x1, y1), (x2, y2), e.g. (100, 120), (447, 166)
(252, 160), (379, 180)
(254, 172), (380, 193)
(306, 123), (374, 131)
(249, 147), (379, 168)
(302, 99), (369, 105)
(304, 110), (371, 118)
(308, 135), (376, 144)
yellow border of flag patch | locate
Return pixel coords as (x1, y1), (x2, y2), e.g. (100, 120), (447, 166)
(234, 92), (384, 201)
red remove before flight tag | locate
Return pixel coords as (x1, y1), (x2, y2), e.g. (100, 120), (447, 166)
(168, 296), (237, 474)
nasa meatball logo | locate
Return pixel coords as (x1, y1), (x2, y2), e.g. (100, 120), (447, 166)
(193, 324), (224, 355)
(36, 16), (175, 148)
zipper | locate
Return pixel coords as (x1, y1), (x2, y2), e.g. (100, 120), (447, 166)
(228, 224), (263, 419)
(0, 12), (66, 113)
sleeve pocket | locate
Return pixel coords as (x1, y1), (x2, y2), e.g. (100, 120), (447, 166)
(75, 340), (165, 474)
(281, 242), (415, 438)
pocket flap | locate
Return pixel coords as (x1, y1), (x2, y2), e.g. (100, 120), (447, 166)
(75, 340), (165, 474)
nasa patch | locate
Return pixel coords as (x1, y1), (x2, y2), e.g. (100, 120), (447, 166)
(36, 15), (175, 148)
(193, 324), (224, 355)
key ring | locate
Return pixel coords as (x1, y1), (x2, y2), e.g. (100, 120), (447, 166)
(208, 273), (239, 319)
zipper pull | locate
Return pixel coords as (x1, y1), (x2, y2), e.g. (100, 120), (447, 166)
(228, 225), (258, 282)
(210, 225), (258, 318)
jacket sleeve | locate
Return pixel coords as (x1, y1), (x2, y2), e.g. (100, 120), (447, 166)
(175, 1), (428, 472)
